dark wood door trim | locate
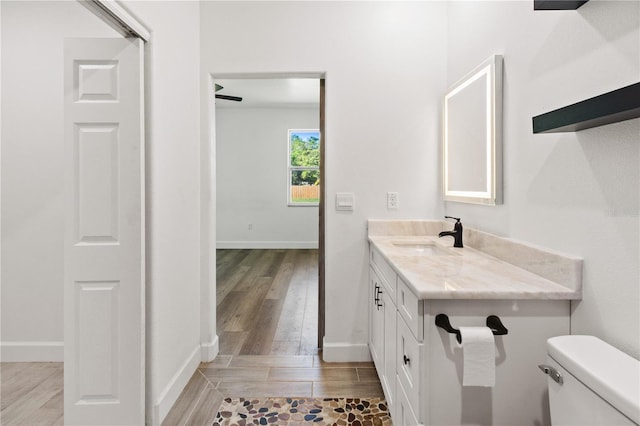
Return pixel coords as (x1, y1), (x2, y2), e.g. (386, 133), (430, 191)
(318, 78), (326, 350)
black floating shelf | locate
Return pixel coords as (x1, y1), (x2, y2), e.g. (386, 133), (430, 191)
(534, 0), (589, 10)
(533, 82), (640, 133)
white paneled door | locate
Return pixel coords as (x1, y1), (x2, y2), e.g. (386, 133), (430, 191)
(64, 38), (144, 425)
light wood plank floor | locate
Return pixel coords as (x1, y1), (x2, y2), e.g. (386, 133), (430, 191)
(0, 362), (63, 425)
(217, 249), (319, 356)
(163, 249), (384, 424)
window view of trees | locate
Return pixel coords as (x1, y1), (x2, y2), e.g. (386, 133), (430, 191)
(289, 130), (320, 204)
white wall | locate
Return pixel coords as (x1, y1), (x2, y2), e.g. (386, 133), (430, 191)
(446, 0), (639, 358)
(216, 107), (319, 248)
(0, 0), (121, 361)
(2, 1), (205, 422)
(120, 1), (202, 424)
(201, 1), (447, 360)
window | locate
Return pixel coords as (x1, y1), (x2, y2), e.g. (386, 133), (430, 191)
(288, 129), (320, 206)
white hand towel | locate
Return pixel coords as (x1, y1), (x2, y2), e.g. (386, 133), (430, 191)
(459, 326), (496, 387)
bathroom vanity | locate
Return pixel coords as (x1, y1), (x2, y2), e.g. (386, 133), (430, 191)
(367, 220), (582, 426)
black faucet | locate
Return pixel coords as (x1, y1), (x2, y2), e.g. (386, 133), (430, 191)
(438, 216), (463, 248)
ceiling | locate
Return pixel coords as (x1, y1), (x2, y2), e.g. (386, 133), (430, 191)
(214, 78), (320, 109)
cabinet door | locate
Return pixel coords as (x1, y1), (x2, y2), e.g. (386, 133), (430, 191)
(383, 290), (397, 418)
(397, 312), (422, 417)
(396, 376), (421, 426)
(369, 267), (385, 371)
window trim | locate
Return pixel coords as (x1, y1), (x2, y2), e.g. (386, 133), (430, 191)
(287, 129), (320, 207)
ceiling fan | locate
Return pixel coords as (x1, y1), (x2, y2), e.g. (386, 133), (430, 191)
(214, 84), (243, 102)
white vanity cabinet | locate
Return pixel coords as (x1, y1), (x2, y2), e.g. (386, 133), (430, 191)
(371, 246), (426, 425)
(369, 250), (397, 419)
(367, 224), (581, 426)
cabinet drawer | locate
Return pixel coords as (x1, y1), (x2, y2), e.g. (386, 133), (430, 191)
(370, 247), (397, 305)
(396, 373), (421, 426)
(397, 313), (422, 418)
(397, 277), (423, 341)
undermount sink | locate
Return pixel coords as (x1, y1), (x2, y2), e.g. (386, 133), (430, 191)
(392, 241), (457, 256)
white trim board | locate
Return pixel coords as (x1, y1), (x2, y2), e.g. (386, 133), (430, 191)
(201, 336), (219, 363)
(1, 341), (64, 362)
(217, 241), (318, 249)
(152, 345), (201, 426)
(321, 340), (372, 363)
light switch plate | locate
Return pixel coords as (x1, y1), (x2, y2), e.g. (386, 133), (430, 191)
(336, 192), (355, 211)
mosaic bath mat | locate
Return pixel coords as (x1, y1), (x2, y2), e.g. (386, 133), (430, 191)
(212, 397), (392, 426)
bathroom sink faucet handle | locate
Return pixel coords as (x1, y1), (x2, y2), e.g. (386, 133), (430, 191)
(439, 216), (463, 248)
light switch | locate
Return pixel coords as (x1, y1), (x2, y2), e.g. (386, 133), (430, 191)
(336, 192), (355, 211)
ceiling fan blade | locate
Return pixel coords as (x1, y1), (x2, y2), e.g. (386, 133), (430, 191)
(215, 94), (243, 102)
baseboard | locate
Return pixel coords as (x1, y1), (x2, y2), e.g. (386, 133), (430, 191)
(152, 345), (201, 426)
(201, 335), (219, 362)
(321, 340), (372, 362)
(0, 341), (64, 362)
(216, 241), (319, 249)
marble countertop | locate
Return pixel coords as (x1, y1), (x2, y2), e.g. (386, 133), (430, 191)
(368, 223), (582, 300)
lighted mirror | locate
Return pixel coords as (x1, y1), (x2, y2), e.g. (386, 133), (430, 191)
(443, 55), (503, 205)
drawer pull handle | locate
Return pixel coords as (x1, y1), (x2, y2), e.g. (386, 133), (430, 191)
(403, 354), (411, 365)
(374, 285), (383, 309)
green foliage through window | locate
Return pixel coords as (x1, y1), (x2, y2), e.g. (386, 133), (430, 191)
(289, 130), (320, 204)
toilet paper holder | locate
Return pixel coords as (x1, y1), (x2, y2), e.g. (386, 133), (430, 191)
(435, 313), (508, 344)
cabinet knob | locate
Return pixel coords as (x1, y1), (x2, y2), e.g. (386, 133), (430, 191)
(403, 354), (411, 365)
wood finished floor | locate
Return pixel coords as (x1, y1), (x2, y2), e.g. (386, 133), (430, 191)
(217, 249), (319, 356)
(0, 362), (63, 425)
(0, 249), (383, 425)
(163, 249), (383, 425)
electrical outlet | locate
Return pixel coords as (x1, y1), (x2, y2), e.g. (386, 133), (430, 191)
(387, 192), (399, 209)
(248, 223), (253, 230)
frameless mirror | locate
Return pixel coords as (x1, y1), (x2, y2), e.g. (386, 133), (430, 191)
(443, 54), (503, 205)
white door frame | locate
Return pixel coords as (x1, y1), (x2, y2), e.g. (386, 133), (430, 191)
(203, 72), (326, 359)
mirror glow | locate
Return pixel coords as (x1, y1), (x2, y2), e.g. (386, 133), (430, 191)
(443, 55), (503, 205)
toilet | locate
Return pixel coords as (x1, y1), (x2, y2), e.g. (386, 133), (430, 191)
(541, 335), (640, 425)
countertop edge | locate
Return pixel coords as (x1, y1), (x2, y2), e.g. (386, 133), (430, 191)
(369, 234), (582, 301)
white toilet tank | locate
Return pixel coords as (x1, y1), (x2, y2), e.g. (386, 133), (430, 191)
(543, 335), (639, 426)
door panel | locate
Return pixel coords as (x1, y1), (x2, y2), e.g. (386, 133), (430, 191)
(64, 38), (144, 425)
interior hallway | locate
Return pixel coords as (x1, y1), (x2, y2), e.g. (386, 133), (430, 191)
(163, 249), (384, 424)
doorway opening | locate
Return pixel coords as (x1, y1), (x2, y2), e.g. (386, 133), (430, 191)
(212, 76), (325, 356)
